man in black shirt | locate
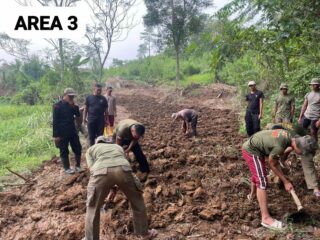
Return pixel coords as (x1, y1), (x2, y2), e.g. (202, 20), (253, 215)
(53, 88), (82, 174)
(245, 81), (264, 136)
(83, 84), (108, 146)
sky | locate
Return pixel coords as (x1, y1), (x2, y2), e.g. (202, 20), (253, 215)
(0, 0), (230, 64)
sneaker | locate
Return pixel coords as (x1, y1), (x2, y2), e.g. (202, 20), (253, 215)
(75, 166), (83, 173)
(65, 168), (75, 174)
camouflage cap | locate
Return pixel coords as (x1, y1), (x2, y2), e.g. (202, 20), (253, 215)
(64, 88), (77, 96)
(309, 78), (320, 85)
(279, 83), (288, 90)
(95, 136), (114, 144)
(248, 81), (256, 86)
(295, 135), (318, 155)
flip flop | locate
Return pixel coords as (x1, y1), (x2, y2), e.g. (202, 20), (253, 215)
(261, 220), (286, 231)
(314, 191), (320, 198)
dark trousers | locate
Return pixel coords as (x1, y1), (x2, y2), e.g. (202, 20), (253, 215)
(123, 140), (150, 173)
(245, 111), (260, 137)
(302, 116), (319, 140)
(58, 133), (82, 170)
(88, 118), (105, 146)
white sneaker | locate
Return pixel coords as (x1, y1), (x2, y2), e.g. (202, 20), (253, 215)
(75, 166), (83, 173)
(65, 168), (75, 174)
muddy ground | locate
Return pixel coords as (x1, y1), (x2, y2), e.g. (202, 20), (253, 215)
(0, 85), (320, 240)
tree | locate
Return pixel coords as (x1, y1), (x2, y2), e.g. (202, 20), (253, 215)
(0, 33), (30, 60)
(85, 0), (137, 82)
(143, 0), (211, 88)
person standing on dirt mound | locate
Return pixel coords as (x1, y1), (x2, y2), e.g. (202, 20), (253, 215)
(113, 119), (150, 174)
(245, 81), (264, 136)
(52, 88), (82, 174)
(298, 78), (320, 141)
(104, 86), (117, 137)
(266, 123), (320, 198)
(83, 84), (108, 146)
(171, 109), (198, 137)
(241, 129), (317, 230)
(273, 83), (295, 124)
(84, 136), (157, 240)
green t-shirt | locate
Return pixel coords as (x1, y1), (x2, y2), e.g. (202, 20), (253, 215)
(242, 130), (292, 158)
(275, 94), (295, 119)
(115, 119), (143, 141)
(86, 143), (131, 172)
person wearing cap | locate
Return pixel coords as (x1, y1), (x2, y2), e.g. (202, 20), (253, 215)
(83, 84), (108, 146)
(52, 88), (82, 174)
(84, 136), (157, 240)
(265, 123), (320, 197)
(242, 129), (317, 230)
(171, 109), (198, 137)
(104, 86), (117, 137)
(245, 81), (264, 136)
(298, 78), (320, 140)
(113, 119), (150, 174)
(273, 83), (295, 124)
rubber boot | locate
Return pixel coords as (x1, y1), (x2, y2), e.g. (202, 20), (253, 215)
(75, 155), (81, 168)
(104, 127), (108, 137)
(109, 126), (114, 136)
(61, 157), (70, 170)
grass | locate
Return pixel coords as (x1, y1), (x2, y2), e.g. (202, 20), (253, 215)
(0, 104), (58, 178)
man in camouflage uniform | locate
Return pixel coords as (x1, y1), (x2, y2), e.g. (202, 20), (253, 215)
(273, 83), (295, 123)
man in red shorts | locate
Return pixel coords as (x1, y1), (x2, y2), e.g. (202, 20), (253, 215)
(242, 129), (317, 230)
(104, 86), (117, 136)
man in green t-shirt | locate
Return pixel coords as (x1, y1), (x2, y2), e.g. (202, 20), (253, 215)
(266, 123), (320, 197)
(84, 136), (157, 240)
(242, 130), (317, 230)
(273, 83), (295, 123)
(113, 119), (150, 173)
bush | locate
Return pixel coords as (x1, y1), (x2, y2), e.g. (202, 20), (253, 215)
(183, 65), (201, 76)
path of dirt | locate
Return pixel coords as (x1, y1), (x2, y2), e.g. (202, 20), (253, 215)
(0, 84), (320, 240)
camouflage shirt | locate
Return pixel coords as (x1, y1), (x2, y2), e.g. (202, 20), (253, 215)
(275, 94), (295, 119)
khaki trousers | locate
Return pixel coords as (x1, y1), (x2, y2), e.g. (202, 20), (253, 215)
(85, 166), (148, 240)
(301, 154), (319, 189)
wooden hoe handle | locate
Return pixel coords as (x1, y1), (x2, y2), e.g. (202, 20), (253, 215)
(290, 190), (303, 211)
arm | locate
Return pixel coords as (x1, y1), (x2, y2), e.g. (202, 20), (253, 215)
(273, 100), (278, 123)
(52, 105), (60, 139)
(83, 99), (88, 124)
(268, 155), (293, 192)
(259, 97), (263, 119)
(116, 136), (123, 146)
(291, 98), (295, 121)
(114, 97), (117, 117)
(298, 99), (308, 123)
(86, 148), (94, 169)
(126, 139), (138, 153)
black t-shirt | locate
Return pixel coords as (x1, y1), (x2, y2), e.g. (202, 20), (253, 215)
(85, 95), (108, 120)
(246, 90), (264, 114)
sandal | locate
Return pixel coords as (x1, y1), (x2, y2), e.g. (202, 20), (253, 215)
(261, 220), (286, 231)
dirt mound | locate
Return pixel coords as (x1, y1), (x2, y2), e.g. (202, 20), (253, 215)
(1, 85), (320, 239)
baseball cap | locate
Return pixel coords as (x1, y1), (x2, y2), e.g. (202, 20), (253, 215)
(95, 136), (114, 144)
(64, 88), (77, 96)
(106, 85), (113, 90)
(309, 78), (320, 85)
(248, 81), (256, 86)
(279, 83), (288, 89)
(295, 135), (318, 155)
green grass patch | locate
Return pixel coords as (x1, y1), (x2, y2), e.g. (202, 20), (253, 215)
(0, 104), (58, 177)
(181, 72), (214, 87)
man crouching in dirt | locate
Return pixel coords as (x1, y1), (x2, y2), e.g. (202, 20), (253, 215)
(85, 136), (157, 240)
(113, 119), (150, 175)
(171, 109), (198, 137)
(241, 129), (317, 230)
(266, 123), (320, 198)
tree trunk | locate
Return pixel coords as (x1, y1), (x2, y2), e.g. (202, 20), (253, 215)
(175, 46), (180, 89)
(59, 38), (64, 84)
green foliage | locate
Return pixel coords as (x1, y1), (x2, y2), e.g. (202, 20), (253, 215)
(0, 105), (57, 177)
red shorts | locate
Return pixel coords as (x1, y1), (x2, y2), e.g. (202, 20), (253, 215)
(242, 148), (268, 190)
(105, 115), (115, 127)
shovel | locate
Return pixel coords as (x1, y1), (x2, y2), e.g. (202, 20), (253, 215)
(288, 190), (310, 223)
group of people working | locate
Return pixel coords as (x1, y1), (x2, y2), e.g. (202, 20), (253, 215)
(242, 78), (320, 230)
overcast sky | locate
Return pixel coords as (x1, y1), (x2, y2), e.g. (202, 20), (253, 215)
(0, 0), (230, 64)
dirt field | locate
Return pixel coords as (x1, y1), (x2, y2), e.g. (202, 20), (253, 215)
(1, 84), (320, 240)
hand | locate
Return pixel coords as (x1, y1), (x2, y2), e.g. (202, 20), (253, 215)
(125, 151), (130, 159)
(298, 117), (302, 124)
(83, 118), (88, 125)
(258, 114), (262, 120)
(53, 137), (61, 146)
(284, 181), (294, 192)
(316, 119), (320, 128)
